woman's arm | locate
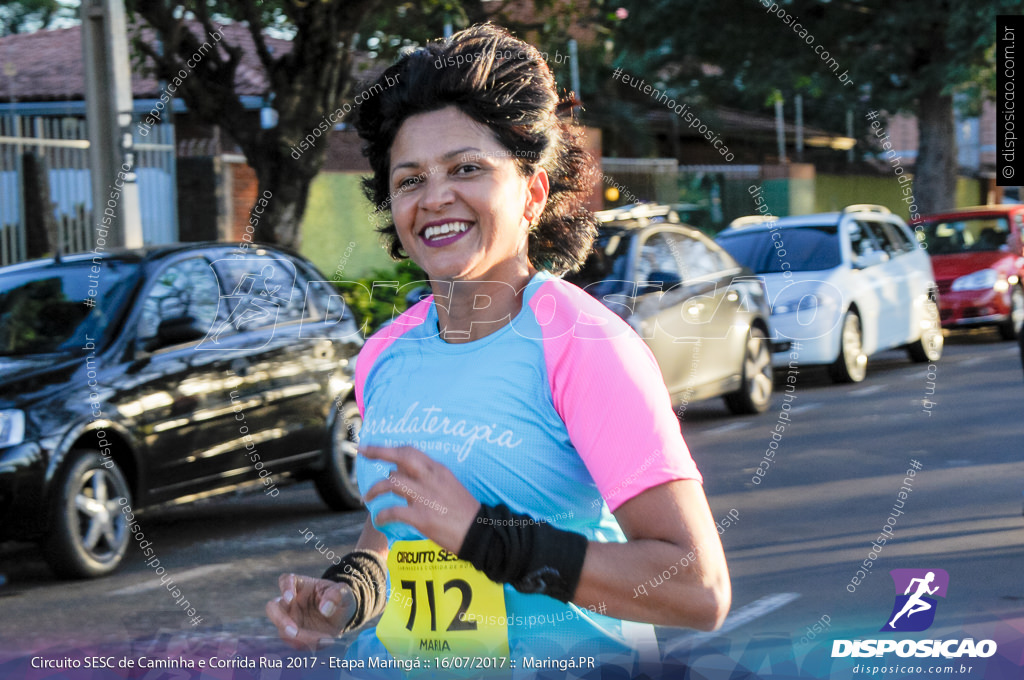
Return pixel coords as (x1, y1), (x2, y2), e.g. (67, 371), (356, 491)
(362, 446), (730, 631)
(571, 479), (730, 631)
(354, 514), (390, 556)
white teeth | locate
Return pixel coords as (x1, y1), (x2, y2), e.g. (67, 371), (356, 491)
(423, 222), (470, 240)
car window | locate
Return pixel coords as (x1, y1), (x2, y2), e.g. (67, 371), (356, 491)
(137, 257), (220, 348)
(304, 278), (345, 320)
(710, 240), (740, 271)
(716, 226), (841, 274)
(565, 231), (633, 297)
(212, 255), (308, 332)
(664, 231), (724, 281)
(881, 221), (917, 253)
(916, 217), (1011, 254)
(860, 220), (899, 257)
(636, 232), (683, 287)
(0, 261), (139, 356)
(280, 266), (317, 323)
(848, 221), (885, 259)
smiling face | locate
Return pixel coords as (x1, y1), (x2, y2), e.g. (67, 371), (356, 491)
(388, 106), (548, 283)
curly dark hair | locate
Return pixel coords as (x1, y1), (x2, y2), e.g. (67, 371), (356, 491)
(354, 23), (598, 276)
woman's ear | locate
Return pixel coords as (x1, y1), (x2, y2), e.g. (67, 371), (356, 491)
(524, 167), (550, 226)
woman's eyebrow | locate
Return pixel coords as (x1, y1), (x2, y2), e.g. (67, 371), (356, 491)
(391, 146), (486, 179)
(442, 146), (483, 160)
(390, 160), (420, 178)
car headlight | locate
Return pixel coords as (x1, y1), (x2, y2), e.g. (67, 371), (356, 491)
(772, 293), (836, 315)
(0, 410), (26, 448)
(951, 269), (1000, 292)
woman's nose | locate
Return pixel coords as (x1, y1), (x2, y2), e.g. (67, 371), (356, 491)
(420, 173), (455, 211)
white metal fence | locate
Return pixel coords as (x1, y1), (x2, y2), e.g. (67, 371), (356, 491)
(0, 114), (177, 266)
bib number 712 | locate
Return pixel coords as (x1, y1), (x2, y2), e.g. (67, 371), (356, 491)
(400, 578), (477, 632)
(377, 539), (509, 659)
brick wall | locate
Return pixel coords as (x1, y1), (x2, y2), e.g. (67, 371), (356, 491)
(229, 160), (259, 243)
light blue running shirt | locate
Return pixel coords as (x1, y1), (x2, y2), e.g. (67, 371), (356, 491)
(343, 271), (702, 677)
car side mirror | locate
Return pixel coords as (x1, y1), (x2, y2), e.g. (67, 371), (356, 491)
(152, 315), (205, 349)
(637, 270), (683, 295)
(854, 251), (888, 269)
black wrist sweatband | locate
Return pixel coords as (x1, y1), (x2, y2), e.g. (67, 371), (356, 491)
(457, 504), (588, 603)
(321, 550), (388, 633)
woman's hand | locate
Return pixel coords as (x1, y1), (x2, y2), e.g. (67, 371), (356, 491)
(361, 445), (481, 554)
(266, 573), (356, 650)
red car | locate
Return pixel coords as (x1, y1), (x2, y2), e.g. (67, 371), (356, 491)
(914, 205), (1024, 340)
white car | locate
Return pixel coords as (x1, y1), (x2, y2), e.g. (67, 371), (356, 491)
(715, 205), (943, 382)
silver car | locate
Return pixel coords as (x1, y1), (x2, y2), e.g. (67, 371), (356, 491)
(567, 204), (774, 415)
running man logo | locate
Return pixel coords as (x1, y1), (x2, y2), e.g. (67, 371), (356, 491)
(881, 568), (949, 632)
(197, 258), (297, 351)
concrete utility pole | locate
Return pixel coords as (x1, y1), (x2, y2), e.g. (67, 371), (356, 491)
(774, 98), (787, 164)
(81, 0), (143, 248)
(794, 94), (804, 161)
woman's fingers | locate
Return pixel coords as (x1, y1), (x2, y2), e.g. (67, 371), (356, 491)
(362, 478), (398, 504)
(360, 444), (480, 552)
(265, 596), (302, 645)
(363, 473), (440, 503)
(361, 445), (431, 479)
(287, 626), (333, 652)
(373, 502), (418, 528)
(361, 463), (444, 509)
(267, 574), (355, 651)
(278, 572), (299, 604)
(315, 582), (354, 620)
(324, 582), (358, 623)
(360, 444), (406, 464)
(362, 471), (451, 520)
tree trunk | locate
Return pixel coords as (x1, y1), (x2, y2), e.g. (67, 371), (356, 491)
(130, 0), (380, 251)
(914, 91), (957, 217)
(22, 150), (57, 258)
(247, 146), (318, 248)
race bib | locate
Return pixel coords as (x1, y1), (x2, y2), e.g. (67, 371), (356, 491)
(377, 539), (510, 660)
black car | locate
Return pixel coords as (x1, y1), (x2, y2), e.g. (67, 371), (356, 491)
(566, 204), (774, 415)
(0, 244), (364, 578)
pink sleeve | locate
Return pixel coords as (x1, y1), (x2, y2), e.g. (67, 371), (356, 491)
(353, 297), (433, 418)
(530, 280), (702, 512)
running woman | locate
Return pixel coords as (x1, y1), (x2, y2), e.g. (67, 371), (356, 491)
(266, 23), (731, 675)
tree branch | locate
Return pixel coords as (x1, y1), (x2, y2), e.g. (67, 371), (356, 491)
(188, 0), (226, 57)
(237, 0), (277, 78)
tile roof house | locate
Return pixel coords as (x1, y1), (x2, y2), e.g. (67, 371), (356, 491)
(0, 22), (291, 114)
(0, 22), (377, 256)
(1, 20), (417, 275)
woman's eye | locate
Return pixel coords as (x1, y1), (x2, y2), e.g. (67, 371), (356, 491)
(397, 175), (423, 190)
(454, 163), (480, 175)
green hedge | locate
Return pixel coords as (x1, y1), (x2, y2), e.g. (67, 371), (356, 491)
(332, 260), (429, 335)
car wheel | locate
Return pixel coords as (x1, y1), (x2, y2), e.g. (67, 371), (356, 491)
(44, 450), (132, 579)
(315, 400), (363, 511)
(997, 285), (1024, 340)
(907, 297), (944, 362)
(829, 311), (867, 383)
(724, 326), (774, 415)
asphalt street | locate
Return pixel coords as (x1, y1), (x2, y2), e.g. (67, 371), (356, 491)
(1, 327), (1022, 678)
